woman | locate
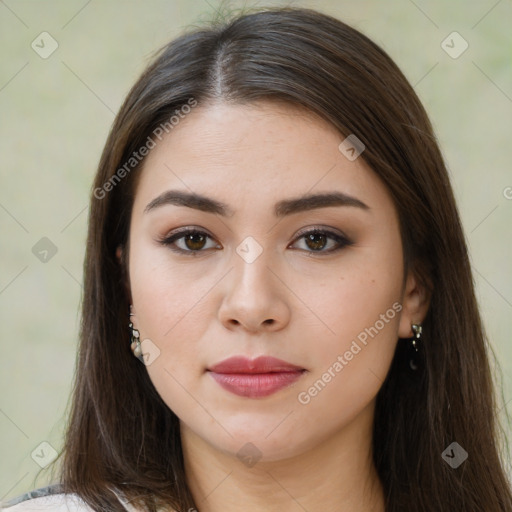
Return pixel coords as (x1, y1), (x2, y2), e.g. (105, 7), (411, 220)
(3, 6), (511, 512)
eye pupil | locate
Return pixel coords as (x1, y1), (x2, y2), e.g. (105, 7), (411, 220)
(305, 233), (327, 251)
(185, 233), (206, 250)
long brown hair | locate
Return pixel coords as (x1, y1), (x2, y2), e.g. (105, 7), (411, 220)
(51, 6), (512, 511)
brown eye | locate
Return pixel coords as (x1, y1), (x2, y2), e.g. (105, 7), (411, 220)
(290, 228), (352, 254)
(159, 228), (219, 255)
(304, 232), (328, 251)
(183, 232), (208, 251)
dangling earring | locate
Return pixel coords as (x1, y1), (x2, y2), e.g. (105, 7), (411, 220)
(129, 307), (143, 361)
(409, 323), (422, 371)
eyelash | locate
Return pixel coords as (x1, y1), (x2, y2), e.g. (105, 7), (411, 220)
(157, 226), (353, 256)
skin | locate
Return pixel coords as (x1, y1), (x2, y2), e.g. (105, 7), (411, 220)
(120, 100), (430, 512)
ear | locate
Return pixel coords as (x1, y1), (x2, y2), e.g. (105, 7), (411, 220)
(398, 269), (431, 338)
(116, 244), (132, 303)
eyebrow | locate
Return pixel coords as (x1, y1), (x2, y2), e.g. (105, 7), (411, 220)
(144, 189), (370, 217)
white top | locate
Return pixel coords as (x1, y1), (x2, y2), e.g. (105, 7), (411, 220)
(1, 488), (139, 512)
(1, 494), (97, 511)
(1, 487), (177, 512)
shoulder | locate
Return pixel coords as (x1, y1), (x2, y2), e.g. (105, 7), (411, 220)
(1, 492), (93, 511)
(1, 485), (177, 512)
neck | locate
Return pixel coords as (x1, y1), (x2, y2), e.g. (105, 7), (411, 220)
(180, 400), (385, 512)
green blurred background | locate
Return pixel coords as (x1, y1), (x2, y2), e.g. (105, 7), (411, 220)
(1, 0), (511, 501)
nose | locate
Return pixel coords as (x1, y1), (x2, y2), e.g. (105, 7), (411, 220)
(217, 249), (291, 333)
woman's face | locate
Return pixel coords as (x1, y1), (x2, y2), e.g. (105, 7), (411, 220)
(126, 100), (414, 462)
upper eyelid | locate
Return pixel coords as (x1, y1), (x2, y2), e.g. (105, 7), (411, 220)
(162, 225), (348, 240)
(293, 225), (347, 239)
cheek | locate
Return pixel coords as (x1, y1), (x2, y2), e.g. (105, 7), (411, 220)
(293, 278), (401, 437)
(129, 247), (213, 417)
(299, 272), (402, 377)
(293, 249), (403, 409)
(130, 239), (206, 330)
(128, 243), (213, 377)
(300, 247), (403, 347)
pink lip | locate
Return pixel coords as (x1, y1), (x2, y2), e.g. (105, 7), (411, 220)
(207, 356), (306, 398)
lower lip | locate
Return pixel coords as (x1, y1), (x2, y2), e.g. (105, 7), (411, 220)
(208, 371), (305, 398)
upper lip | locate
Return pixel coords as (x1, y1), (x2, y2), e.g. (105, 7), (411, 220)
(208, 356), (304, 374)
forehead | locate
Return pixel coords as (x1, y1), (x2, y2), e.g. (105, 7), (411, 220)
(132, 100), (394, 219)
